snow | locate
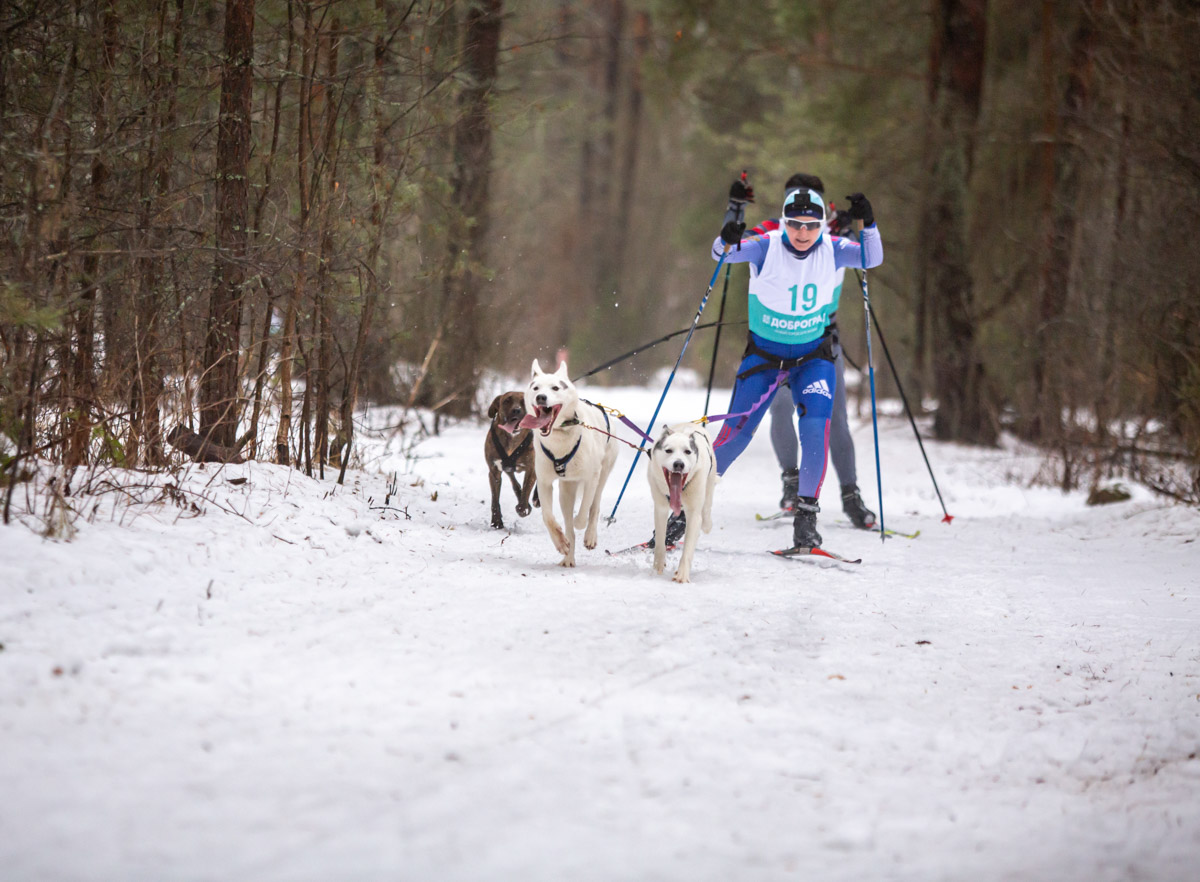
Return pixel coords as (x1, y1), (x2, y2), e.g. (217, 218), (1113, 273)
(2, 383), (1199, 881)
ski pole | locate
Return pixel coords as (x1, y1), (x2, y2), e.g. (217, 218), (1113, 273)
(606, 249), (730, 523)
(862, 293), (954, 524)
(703, 171), (751, 415)
(572, 319), (748, 384)
(703, 265), (732, 415)
(857, 221), (886, 543)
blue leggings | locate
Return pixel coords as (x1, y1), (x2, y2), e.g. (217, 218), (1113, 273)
(714, 346), (836, 498)
(769, 345), (856, 487)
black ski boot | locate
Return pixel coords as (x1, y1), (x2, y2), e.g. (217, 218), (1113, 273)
(841, 483), (877, 529)
(791, 496), (822, 549)
(779, 468), (800, 511)
(647, 511), (687, 549)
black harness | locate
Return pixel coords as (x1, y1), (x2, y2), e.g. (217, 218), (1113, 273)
(488, 424), (532, 474)
(539, 400), (610, 477)
(736, 332), (836, 381)
(541, 436), (581, 477)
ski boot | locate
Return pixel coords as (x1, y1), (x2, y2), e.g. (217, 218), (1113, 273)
(646, 511), (687, 549)
(779, 468), (800, 511)
(841, 483), (877, 529)
(791, 496), (822, 549)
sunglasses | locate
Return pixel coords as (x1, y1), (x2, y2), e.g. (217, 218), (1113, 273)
(784, 218), (822, 231)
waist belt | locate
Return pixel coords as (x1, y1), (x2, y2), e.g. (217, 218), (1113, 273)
(736, 333), (836, 381)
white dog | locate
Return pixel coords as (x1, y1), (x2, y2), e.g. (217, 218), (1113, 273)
(520, 359), (619, 567)
(647, 423), (717, 583)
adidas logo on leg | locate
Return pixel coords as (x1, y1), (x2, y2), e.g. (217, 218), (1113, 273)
(800, 379), (832, 399)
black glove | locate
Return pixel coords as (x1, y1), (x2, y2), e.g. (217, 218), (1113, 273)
(728, 177), (755, 205)
(720, 220), (746, 246)
(845, 192), (875, 227)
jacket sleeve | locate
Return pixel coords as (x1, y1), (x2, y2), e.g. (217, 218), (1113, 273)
(710, 234), (769, 272)
(832, 225), (883, 270)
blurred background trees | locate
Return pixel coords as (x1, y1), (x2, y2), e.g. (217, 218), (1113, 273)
(2, 0), (1197, 503)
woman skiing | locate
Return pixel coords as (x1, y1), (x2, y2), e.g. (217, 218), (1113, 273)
(709, 185), (883, 551)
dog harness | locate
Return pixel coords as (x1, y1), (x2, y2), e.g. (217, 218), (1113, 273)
(488, 424), (532, 474)
(540, 437), (581, 477)
(540, 401), (610, 477)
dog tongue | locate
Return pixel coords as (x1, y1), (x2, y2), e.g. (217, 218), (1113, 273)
(519, 411), (551, 431)
(498, 420), (520, 435)
(666, 470), (686, 517)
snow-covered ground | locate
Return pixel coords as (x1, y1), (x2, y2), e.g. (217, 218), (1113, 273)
(2, 382), (1198, 881)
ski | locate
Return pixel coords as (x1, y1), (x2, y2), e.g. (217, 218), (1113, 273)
(754, 509), (793, 522)
(770, 546), (862, 565)
(756, 510), (919, 539)
(605, 541), (675, 556)
(836, 520), (920, 539)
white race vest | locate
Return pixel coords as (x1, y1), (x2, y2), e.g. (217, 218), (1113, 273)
(748, 230), (839, 345)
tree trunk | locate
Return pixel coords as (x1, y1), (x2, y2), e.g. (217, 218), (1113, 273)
(200, 0), (255, 449)
(276, 3), (315, 466)
(436, 0), (503, 416)
(585, 0), (625, 337)
(924, 0), (995, 444)
(1028, 0), (1099, 442)
(335, 0), (395, 482)
(1095, 91), (1132, 451)
(131, 0), (183, 467)
(313, 18), (341, 477)
(609, 10), (645, 263)
(66, 0), (120, 469)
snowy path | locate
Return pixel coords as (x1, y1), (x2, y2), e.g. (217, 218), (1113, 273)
(2, 384), (1198, 881)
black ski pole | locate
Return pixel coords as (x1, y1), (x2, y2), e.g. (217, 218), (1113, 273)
(859, 279), (954, 524)
(703, 266), (732, 415)
(705, 170), (752, 415)
(573, 319), (747, 384)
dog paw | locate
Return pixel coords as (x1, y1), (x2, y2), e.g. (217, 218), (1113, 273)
(559, 556), (576, 568)
(672, 570), (691, 583)
(490, 518), (504, 529)
(517, 504), (531, 517)
(653, 562), (666, 575)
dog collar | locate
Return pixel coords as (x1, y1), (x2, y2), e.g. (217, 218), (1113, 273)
(540, 436), (581, 477)
(554, 399), (610, 434)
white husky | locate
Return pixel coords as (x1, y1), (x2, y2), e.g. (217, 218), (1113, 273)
(520, 360), (619, 567)
(647, 423), (717, 583)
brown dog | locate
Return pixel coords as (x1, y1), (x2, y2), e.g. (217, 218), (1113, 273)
(485, 391), (539, 529)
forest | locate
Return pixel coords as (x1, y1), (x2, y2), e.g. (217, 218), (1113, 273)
(2, 0), (1198, 513)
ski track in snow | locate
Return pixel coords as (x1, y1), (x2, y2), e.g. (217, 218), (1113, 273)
(2, 384), (1198, 881)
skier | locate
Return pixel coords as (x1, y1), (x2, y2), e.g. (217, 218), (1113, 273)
(748, 174), (877, 530)
(655, 181), (883, 552)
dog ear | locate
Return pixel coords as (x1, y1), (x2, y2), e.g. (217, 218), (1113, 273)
(487, 395), (501, 419)
(531, 358), (542, 377)
(554, 360), (569, 378)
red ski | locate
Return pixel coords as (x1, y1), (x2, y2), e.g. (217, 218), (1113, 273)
(769, 546), (862, 565)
